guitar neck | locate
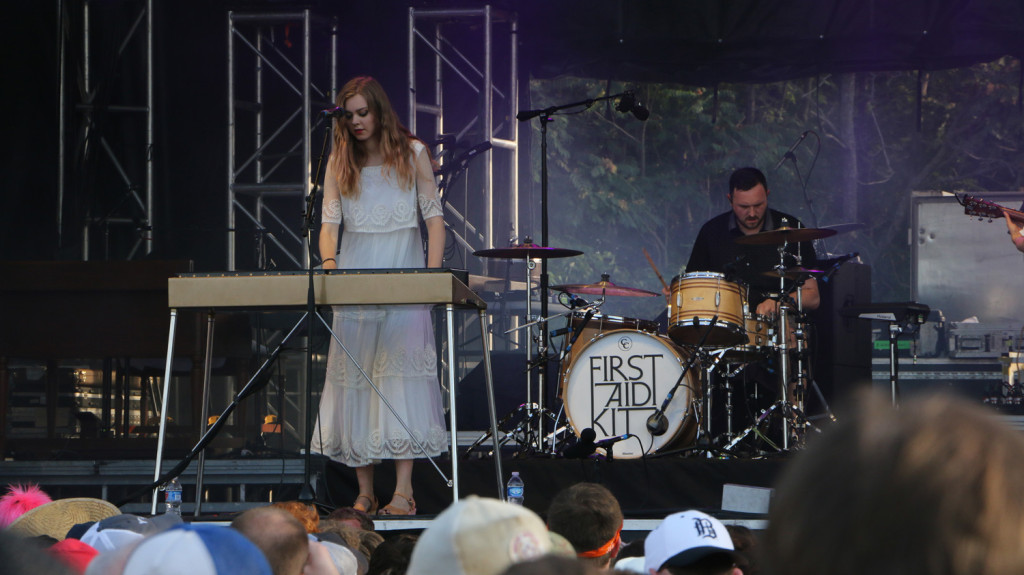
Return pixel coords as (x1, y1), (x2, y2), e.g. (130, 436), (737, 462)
(1008, 207), (1024, 224)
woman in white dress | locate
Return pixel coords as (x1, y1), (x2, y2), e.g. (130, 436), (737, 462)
(314, 76), (447, 516)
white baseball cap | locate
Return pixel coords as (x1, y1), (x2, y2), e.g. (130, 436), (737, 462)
(407, 496), (554, 575)
(644, 510), (736, 573)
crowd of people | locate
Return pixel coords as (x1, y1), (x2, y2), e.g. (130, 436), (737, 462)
(5, 389), (1024, 575)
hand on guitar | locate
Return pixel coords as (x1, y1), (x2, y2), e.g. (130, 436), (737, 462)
(1005, 211), (1024, 253)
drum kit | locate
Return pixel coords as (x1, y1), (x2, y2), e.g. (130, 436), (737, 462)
(471, 223), (847, 459)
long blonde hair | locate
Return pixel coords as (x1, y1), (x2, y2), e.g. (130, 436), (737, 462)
(329, 76), (417, 197)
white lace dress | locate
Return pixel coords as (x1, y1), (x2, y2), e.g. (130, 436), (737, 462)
(312, 141), (448, 467)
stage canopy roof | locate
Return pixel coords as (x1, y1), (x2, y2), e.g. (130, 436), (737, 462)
(505, 0), (1024, 83)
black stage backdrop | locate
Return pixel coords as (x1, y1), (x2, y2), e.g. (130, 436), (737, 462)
(4, 0), (1024, 265)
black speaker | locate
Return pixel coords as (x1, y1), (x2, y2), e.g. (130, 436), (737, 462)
(812, 262), (873, 412)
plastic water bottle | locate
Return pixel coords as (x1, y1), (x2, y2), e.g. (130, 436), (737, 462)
(164, 477), (182, 516)
(506, 472), (524, 505)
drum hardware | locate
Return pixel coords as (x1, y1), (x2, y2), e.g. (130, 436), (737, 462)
(474, 240), (583, 453)
(647, 314), (718, 439)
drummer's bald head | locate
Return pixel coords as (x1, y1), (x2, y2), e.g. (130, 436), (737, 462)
(728, 167), (768, 196)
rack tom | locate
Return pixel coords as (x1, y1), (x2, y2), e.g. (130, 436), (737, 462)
(668, 272), (746, 347)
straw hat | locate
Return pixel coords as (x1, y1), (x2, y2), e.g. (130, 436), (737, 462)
(7, 497), (120, 541)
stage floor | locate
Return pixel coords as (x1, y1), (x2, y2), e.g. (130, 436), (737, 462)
(0, 446), (786, 528)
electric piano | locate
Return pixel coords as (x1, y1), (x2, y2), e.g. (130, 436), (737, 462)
(154, 268), (501, 511)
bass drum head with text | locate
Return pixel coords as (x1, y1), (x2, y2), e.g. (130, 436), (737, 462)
(561, 330), (698, 458)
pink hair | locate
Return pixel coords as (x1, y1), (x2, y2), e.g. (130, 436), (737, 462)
(0, 483), (52, 528)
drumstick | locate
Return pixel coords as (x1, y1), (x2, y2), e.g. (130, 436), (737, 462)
(643, 248), (671, 292)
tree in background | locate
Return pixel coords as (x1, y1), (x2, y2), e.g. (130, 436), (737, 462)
(524, 58), (1023, 321)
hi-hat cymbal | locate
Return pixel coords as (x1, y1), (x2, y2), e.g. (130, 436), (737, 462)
(734, 226), (837, 245)
(473, 243), (583, 259)
(551, 274), (659, 297)
(762, 266), (825, 280)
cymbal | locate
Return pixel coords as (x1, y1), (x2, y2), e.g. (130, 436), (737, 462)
(821, 222), (866, 235)
(473, 243), (583, 259)
(551, 274), (659, 297)
(734, 226), (837, 245)
(762, 266), (825, 280)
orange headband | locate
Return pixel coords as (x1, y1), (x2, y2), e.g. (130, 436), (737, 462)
(577, 526), (622, 558)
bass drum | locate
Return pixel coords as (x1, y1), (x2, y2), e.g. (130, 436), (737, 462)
(560, 330), (699, 458)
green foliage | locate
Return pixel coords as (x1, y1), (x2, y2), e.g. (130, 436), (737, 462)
(525, 59), (1024, 320)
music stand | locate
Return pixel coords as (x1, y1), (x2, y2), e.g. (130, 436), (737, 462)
(840, 302), (930, 406)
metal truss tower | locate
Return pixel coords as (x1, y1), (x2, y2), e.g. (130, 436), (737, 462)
(58, 0), (154, 260)
(227, 10), (337, 271)
(407, 6), (520, 259)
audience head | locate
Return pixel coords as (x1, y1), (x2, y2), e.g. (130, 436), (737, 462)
(8, 497), (120, 541)
(407, 496), (555, 575)
(0, 484), (53, 528)
(764, 391), (1024, 575)
(326, 507), (375, 532)
(644, 510), (738, 575)
(85, 523), (272, 575)
(546, 482), (624, 568)
(500, 554), (602, 575)
(231, 505), (309, 575)
(271, 501), (319, 534)
(723, 526), (757, 575)
(367, 533), (418, 575)
(80, 513), (182, 554)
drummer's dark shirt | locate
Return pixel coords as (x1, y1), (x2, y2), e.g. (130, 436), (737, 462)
(686, 208), (820, 307)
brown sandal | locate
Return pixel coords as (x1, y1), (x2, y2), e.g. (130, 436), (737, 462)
(353, 494), (379, 515)
(379, 492), (416, 516)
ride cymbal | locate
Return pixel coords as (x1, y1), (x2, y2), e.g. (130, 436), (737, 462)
(551, 274), (659, 297)
(762, 266), (825, 280)
(734, 226), (837, 245)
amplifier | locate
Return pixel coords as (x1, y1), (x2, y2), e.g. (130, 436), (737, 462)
(948, 322), (1023, 359)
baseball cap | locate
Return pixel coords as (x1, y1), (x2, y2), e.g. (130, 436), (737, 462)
(80, 513), (182, 553)
(644, 510), (736, 573)
(407, 496), (554, 575)
(105, 523), (273, 575)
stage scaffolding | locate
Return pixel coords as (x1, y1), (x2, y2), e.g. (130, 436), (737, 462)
(407, 6), (520, 259)
(226, 10), (338, 271)
(58, 0), (154, 261)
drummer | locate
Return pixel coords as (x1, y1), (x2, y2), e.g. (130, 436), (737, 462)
(686, 167), (821, 316)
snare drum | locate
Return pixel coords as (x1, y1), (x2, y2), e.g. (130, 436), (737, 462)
(668, 272), (746, 347)
(561, 330), (699, 458)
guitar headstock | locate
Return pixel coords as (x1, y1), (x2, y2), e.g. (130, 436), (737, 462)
(961, 194), (1007, 220)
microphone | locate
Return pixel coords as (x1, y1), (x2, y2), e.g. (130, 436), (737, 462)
(594, 433), (632, 449)
(820, 252), (860, 283)
(772, 131), (810, 170)
(557, 291), (590, 310)
(561, 428), (597, 459)
(434, 141), (492, 177)
(646, 411), (669, 436)
(320, 106), (346, 119)
(615, 92), (650, 121)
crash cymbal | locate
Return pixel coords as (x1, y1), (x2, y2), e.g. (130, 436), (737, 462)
(551, 274), (659, 297)
(473, 243), (583, 259)
(734, 226), (837, 245)
(762, 266), (825, 280)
